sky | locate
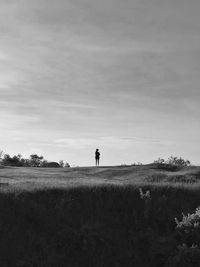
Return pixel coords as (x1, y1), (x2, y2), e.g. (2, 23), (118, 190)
(0, 0), (200, 166)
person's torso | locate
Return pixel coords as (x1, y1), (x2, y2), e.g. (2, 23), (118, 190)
(95, 152), (100, 158)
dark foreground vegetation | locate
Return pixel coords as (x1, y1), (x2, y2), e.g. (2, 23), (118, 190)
(1, 185), (200, 267)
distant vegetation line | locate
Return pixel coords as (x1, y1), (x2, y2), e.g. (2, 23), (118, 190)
(0, 149), (70, 168)
(0, 148), (192, 169)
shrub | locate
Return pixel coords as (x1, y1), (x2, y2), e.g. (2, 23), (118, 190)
(45, 162), (61, 168)
(153, 156), (191, 172)
(167, 156), (191, 167)
(166, 207), (200, 266)
(154, 156), (191, 166)
(175, 207), (200, 245)
(166, 244), (200, 267)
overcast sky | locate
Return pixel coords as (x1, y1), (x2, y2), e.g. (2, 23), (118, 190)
(0, 0), (200, 166)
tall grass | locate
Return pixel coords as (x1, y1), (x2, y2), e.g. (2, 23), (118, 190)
(0, 185), (200, 266)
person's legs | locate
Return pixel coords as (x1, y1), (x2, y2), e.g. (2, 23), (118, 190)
(95, 158), (100, 166)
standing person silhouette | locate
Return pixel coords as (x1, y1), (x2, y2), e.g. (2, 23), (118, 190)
(95, 149), (100, 166)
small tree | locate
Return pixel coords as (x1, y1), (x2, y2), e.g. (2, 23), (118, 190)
(59, 160), (64, 168)
(29, 154), (44, 167)
(64, 162), (70, 168)
(0, 150), (4, 159)
(20, 158), (30, 167)
(2, 154), (12, 166)
(40, 160), (48, 167)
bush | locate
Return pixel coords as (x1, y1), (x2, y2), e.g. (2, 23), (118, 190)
(166, 244), (200, 267)
(167, 156), (191, 167)
(166, 207), (200, 266)
(175, 207), (200, 246)
(153, 156), (191, 171)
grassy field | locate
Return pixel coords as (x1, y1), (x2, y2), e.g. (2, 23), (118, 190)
(1, 165), (200, 266)
(1, 164), (200, 191)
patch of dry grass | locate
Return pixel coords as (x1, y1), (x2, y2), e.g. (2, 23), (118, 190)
(0, 165), (200, 192)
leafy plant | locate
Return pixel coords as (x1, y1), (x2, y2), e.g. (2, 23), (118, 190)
(139, 188), (151, 220)
(175, 207), (200, 246)
(166, 243), (200, 267)
(139, 188), (151, 200)
(154, 156), (191, 167)
(153, 156), (191, 172)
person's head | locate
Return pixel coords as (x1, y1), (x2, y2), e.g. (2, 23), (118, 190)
(96, 149), (99, 152)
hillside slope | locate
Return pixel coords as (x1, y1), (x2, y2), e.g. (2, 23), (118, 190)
(0, 164), (200, 191)
(0, 165), (200, 266)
